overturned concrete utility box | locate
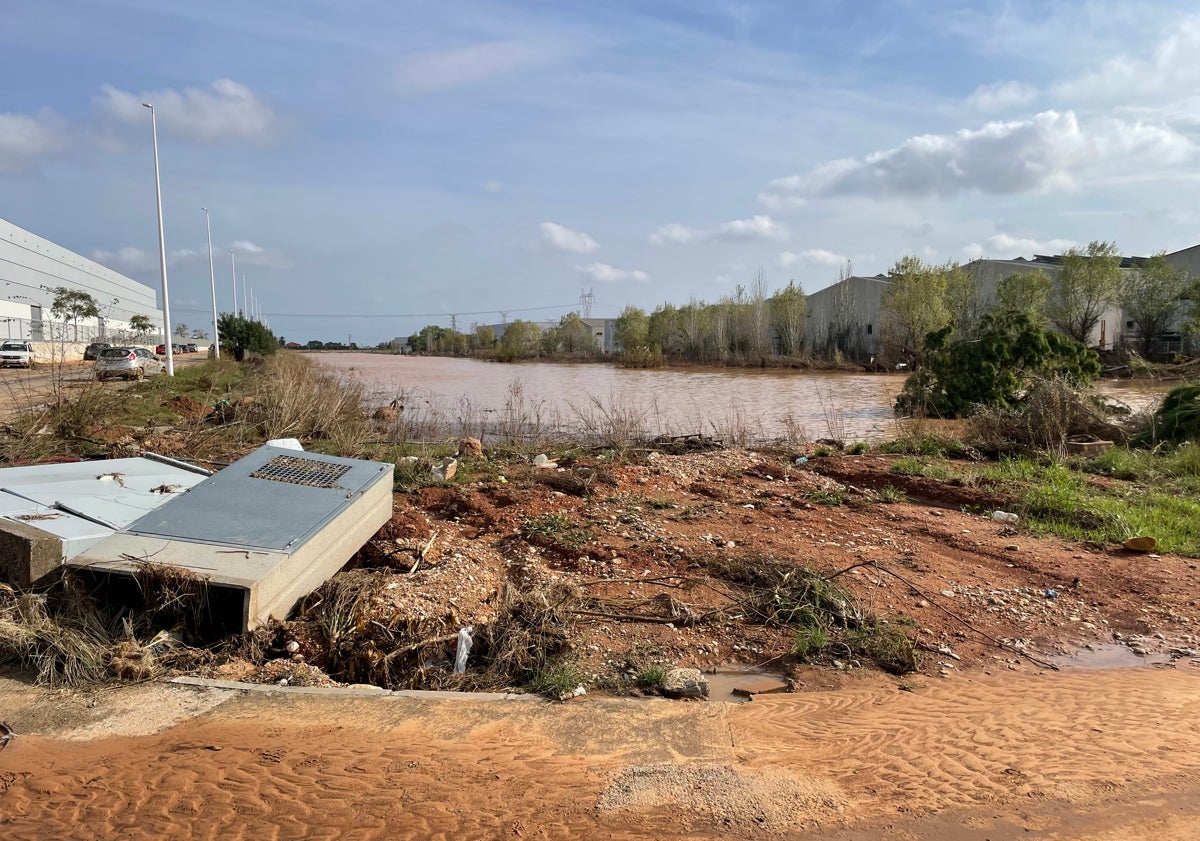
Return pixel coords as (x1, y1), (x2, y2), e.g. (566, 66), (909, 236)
(68, 446), (394, 631)
(0, 456), (208, 587)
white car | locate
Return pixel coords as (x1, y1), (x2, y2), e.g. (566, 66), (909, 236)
(0, 341), (34, 368)
(94, 346), (165, 381)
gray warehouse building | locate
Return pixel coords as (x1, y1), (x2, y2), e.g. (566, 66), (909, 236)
(0, 216), (163, 345)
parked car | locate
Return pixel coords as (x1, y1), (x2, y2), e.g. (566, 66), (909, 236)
(184, 343), (198, 353)
(94, 346), (165, 380)
(84, 342), (110, 361)
(155, 344), (166, 355)
(0, 341), (34, 369)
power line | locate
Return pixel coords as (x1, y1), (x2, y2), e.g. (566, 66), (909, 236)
(169, 302), (581, 319)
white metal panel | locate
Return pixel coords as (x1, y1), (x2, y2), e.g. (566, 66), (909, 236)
(0, 457), (205, 529)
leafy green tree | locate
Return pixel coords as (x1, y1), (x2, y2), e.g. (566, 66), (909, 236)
(1047, 241), (1124, 344)
(174, 322), (189, 339)
(218, 313), (278, 357)
(50, 287), (100, 342)
(128, 314), (153, 338)
(471, 324), (496, 351)
(769, 281), (807, 356)
(880, 256), (952, 364)
(993, 270), (1052, 323)
(647, 303), (677, 354)
(614, 305), (649, 352)
(896, 310), (1099, 417)
(943, 262), (981, 336)
(1120, 253), (1190, 354)
(564, 312), (595, 354)
(497, 320), (542, 359)
(191, 328), (210, 340)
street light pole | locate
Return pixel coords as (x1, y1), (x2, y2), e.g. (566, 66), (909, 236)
(143, 102), (174, 376)
(203, 208), (220, 359)
(242, 272), (248, 320)
(229, 249), (238, 317)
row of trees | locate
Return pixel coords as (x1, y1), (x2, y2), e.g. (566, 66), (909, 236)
(403, 242), (1198, 368)
(47, 288), (212, 344)
(405, 273), (810, 365)
(881, 243), (1198, 366)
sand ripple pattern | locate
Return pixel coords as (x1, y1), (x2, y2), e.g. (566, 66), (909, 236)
(730, 668), (1200, 817)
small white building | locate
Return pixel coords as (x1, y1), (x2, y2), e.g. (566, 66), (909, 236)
(0, 217), (163, 344)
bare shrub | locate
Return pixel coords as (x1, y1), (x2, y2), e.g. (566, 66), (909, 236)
(567, 394), (652, 448)
(968, 377), (1128, 457)
(0, 582), (114, 686)
(251, 353), (371, 448)
(477, 579), (579, 688)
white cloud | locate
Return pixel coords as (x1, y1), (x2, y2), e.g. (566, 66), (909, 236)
(483, 180), (504, 192)
(92, 246), (202, 272)
(574, 262), (650, 283)
(649, 214), (788, 245)
(395, 41), (556, 95)
(759, 110), (1194, 203)
(779, 249), (846, 268)
(230, 239), (291, 269)
(962, 233), (1077, 259)
(1059, 17), (1200, 104)
(94, 79), (275, 142)
(0, 109), (69, 172)
(648, 223), (699, 245)
(967, 80), (1037, 111)
(540, 222), (598, 254)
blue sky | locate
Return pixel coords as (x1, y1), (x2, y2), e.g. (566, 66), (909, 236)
(3, 0), (1200, 343)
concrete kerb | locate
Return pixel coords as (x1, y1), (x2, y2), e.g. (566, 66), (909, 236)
(170, 675), (541, 701)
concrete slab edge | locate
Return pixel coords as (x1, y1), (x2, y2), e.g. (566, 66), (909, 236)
(169, 675), (540, 701)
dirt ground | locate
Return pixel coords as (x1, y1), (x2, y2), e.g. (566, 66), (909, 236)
(2, 665), (1199, 840)
(295, 445), (1200, 694)
(4, 373), (1200, 837)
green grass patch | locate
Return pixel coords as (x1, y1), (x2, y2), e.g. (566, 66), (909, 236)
(805, 488), (848, 506)
(526, 660), (583, 699)
(636, 664), (668, 689)
(889, 457), (956, 480)
(519, 514), (593, 551)
(877, 484), (909, 503)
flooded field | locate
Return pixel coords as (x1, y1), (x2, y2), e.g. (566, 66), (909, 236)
(313, 354), (1173, 442)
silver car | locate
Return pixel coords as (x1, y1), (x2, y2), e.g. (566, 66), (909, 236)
(94, 346), (165, 381)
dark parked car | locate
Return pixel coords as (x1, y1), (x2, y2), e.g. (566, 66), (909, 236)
(84, 342), (110, 361)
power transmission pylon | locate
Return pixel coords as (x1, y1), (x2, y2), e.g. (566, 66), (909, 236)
(579, 287), (594, 318)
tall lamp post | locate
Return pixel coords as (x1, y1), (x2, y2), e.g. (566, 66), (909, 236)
(202, 208), (220, 359)
(143, 102), (174, 376)
(229, 249), (238, 317)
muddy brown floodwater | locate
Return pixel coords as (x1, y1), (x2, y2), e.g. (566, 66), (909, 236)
(314, 354), (1172, 441)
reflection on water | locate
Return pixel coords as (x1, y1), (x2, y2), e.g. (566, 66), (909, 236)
(312, 354), (1172, 442)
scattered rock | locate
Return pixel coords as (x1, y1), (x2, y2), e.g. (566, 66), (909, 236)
(431, 457), (458, 482)
(533, 453), (558, 469)
(1123, 536), (1157, 553)
(661, 668), (709, 699)
(458, 437), (483, 458)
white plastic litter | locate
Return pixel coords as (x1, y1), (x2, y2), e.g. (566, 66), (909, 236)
(454, 625), (474, 673)
(266, 438), (304, 451)
(991, 511), (1019, 524)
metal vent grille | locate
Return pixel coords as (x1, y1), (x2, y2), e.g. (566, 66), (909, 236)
(249, 455), (352, 489)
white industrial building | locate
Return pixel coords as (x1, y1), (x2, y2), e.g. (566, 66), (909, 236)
(0, 216), (163, 345)
(804, 251), (1196, 361)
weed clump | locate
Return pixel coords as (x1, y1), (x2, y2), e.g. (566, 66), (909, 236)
(701, 554), (917, 675)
